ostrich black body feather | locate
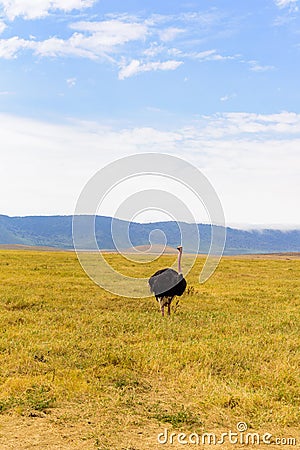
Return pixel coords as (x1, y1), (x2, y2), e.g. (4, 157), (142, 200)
(148, 268), (187, 316)
(148, 268), (186, 298)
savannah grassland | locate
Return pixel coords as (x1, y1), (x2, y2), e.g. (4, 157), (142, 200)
(0, 250), (299, 449)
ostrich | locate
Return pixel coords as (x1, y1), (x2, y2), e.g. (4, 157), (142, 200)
(148, 245), (187, 317)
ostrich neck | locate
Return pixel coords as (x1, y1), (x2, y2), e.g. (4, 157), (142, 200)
(178, 250), (182, 274)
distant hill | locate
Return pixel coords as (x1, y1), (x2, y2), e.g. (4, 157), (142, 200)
(0, 214), (299, 255)
(123, 244), (178, 254)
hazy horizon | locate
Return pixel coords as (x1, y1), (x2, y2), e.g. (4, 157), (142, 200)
(1, 212), (299, 231)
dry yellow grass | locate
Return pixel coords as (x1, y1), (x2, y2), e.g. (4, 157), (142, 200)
(0, 250), (299, 449)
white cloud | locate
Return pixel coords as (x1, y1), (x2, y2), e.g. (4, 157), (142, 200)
(33, 35), (102, 60)
(181, 49), (238, 62)
(0, 18), (150, 60)
(69, 20), (148, 47)
(274, 0), (298, 8)
(198, 111), (300, 137)
(167, 47), (183, 57)
(0, 12), (246, 80)
(249, 60), (275, 72)
(0, 11), (274, 85)
(208, 53), (237, 61)
(181, 11), (222, 27)
(220, 95), (229, 102)
(0, 19), (150, 61)
(143, 42), (165, 57)
(0, 0), (96, 20)
(118, 59), (183, 80)
(66, 77), (76, 87)
(220, 93), (236, 102)
(0, 112), (299, 226)
(0, 20), (6, 34)
(192, 49), (216, 59)
(159, 27), (185, 42)
(0, 36), (32, 58)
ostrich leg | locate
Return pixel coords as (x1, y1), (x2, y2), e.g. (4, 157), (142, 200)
(158, 298), (164, 317)
(167, 300), (171, 316)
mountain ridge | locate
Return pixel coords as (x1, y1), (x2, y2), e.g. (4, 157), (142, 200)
(0, 214), (299, 255)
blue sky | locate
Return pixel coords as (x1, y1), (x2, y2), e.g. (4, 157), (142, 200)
(0, 0), (299, 227)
